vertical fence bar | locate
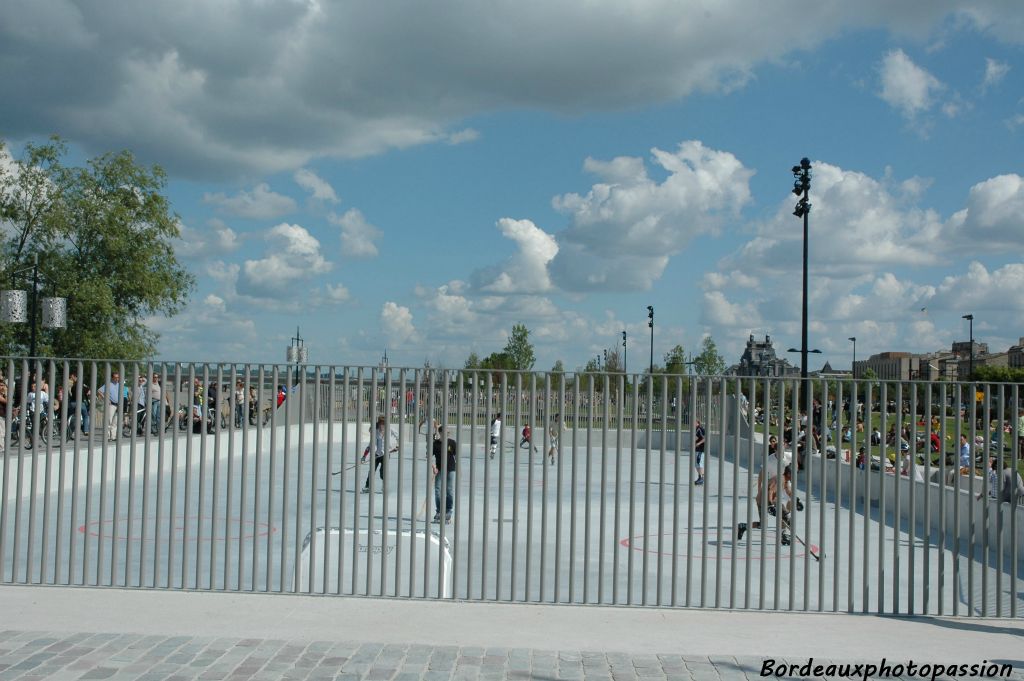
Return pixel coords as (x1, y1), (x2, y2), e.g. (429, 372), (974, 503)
(338, 367), (349, 595)
(497, 373), (507, 600)
(817, 379), (827, 612)
(847, 379), (857, 613)
(714, 378), (725, 608)
(923, 381), (933, 615)
(891, 381), (902, 613)
(40, 360), (55, 584)
(511, 373), (522, 601)
(1011, 384), (1019, 618)
(539, 373), (550, 602)
(69, 360), (85, 585)
(672, 376), (684, 606)
(467, 371), (477, 600)
(628, 374), (639, 605)
(267, 366), (279, 591)
(570, 373), (580, 604)
(210, 365), (222, 590)
(938, 381), (948, 616)
(952, 383), (962, 615)
(0, 359), (11, 584)
(392, 369), (403, 597)
(253, 366), (265, 591)
(306, 366), (319, 595)
(686, 376), (697, 608)
(728, 377), (740, 608)
(482, 372), (491, 600)
(700, 378), (712, 608)
(610, 374), (618, 602)
(908, 381), (918, 615)
(640, 374), (652, 605)
(168, 365), (181, 588)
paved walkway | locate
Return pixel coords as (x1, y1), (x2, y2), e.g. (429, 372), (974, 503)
(1, 586), (1023, 680)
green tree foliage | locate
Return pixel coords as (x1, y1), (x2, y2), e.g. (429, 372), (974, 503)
(549, 359), (564, 391)
(0, 137), (195, 359)
(502, 323), (535, 371)
(663, 344), (687, 375)
(693, 336), (726, 376)
(464, 352), (481, 369)
(973, 365), (1024, 383)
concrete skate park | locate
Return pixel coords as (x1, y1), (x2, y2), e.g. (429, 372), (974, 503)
(2, 404), (1020, 617)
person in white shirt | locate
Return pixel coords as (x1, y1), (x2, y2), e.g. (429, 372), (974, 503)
(489, 413), (502, 459)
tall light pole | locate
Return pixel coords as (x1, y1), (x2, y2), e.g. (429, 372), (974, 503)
(848, 336), (857, 378)
(962, 314), (974, 380)
(647, 305), (654, 377)
(622, 330), (627, 374)
(791, 158), (813, 380)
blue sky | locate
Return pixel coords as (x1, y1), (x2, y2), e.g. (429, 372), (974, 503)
(2, 1), (1023, 372)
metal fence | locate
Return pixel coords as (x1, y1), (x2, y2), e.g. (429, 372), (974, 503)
(0, 358), (1021, 616)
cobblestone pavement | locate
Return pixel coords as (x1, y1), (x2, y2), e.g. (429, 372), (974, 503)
(0, 630), (1022, 681)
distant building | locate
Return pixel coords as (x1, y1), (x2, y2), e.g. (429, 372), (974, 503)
(731, 334), (799, 377)
(1007, 338), (1024, 369)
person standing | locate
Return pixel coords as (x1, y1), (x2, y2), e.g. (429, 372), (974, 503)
(134, 375), (148, 434)
(547, 412), (562, 466)
(432, 424), (457, 524)
(149, 373), (165, 435)
(362, 416), (398, 493)
(234, 379), (245, 428)
(694, 418), (706, 486)
(97, 371), (121, 441)
(959, 433), (971, 472)
(489, 413), (502, 459)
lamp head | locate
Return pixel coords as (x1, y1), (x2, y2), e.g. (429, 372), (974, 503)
(848, 336), (856, 342)
(800, 157), (811, 170)
(962, 314), (973, 321)
(791, 165), (801, 175)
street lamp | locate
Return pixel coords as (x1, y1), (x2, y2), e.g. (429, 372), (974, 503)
(0, 254), (67, 357)
(788, 347), (822, 372)
(647, 305), (654, 377)
(791, 157), (813, 380)
(848, 337), (856, 378)
(962, 314), (974, 380)
(286, 326), (308, 384)
(622, 330), (627, 374)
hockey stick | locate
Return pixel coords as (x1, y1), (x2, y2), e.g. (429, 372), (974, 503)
(781, 514), (822, 562)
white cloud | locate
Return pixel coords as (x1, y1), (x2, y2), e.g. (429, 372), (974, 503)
(446, 128), (480, 145)
(324, 283), (351, 303)
(381, 302), (415, 345)
(238, 223), (332, 299)
(932, 261), (1024, 312)
(331, 208), (382, 258)
(294, 168), (340, 203)
(724, 161), (943, 279)
(981, 57), (1010, 91)
(549, 140), (754, 291)
(203, 183), (296, 219)
(878, 49), (943, 119)
(175, 218), (239, 259)
(8, 3), (1021, 178)
(474, 218), (558, 294)
(943, 174), (1024, 249)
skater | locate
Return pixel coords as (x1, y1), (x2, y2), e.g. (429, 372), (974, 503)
(432, 424), (458, 524)
(520, 422), (535, 452)
(693, 418), (706, 485)
(489, 413), (502, 459)
(361, 416), (398, 493)
(547, 412), (562, 465)
(737, 458), (800, 545)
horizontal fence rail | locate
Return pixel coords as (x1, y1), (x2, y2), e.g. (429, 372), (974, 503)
(0, 358), (1021, 616)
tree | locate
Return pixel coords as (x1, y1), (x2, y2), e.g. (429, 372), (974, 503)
(549, 359), (565, 391)
(663, 344), (687, 375)
(693, 336), (726, 376)
(0, 137), (195, 359)
(464, 352), (481, 370)
(502, 323), (535, 371)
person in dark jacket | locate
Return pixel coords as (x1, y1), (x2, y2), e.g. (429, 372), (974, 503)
(432, 424), (457, 524)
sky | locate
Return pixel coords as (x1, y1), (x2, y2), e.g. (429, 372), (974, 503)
(2, 1), (1023, 373)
